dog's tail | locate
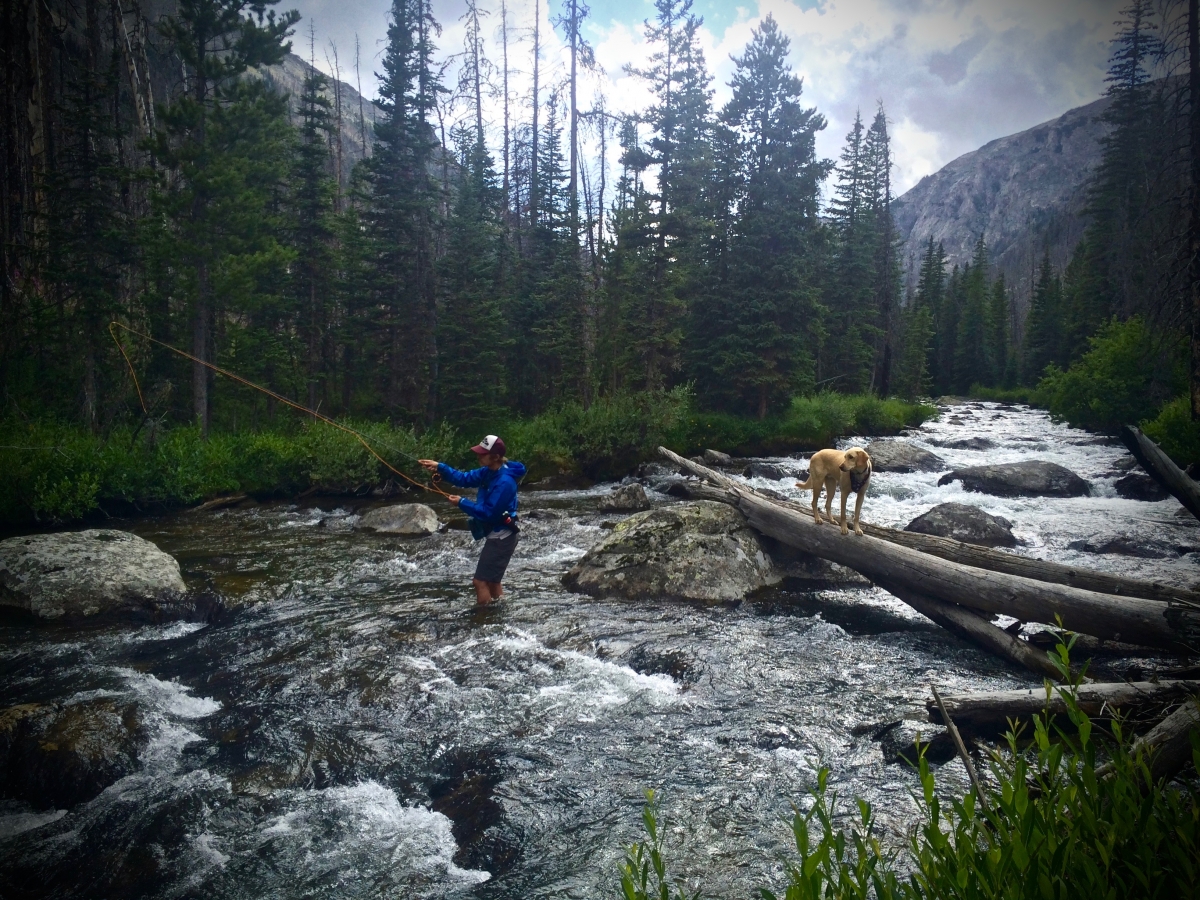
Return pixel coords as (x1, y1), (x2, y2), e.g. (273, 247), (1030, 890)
(795, 472), (815, 491)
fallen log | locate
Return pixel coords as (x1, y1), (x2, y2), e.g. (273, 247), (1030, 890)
(192, 493), (248, 513)
(1123, 699), (1200, 782)
(1122, 425), (1200, 521)
(659, 448), (1200, 651)
(664, 468), (1200, 607)
(925, 681), (1200, 732)
(887, 585), (1063, 680)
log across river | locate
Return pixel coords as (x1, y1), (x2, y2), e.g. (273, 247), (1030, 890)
(0, 401), (1197, 899)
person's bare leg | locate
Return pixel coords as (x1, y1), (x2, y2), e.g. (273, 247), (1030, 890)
(487, 581), (503, 601)
(472, 578), (492, 605)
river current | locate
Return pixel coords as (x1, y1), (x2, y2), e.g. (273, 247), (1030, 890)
(1, 402), (1196, 899)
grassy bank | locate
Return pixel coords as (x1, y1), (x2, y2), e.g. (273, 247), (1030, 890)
(0, 390), (935, 526)
(621, 644), (1200, 900)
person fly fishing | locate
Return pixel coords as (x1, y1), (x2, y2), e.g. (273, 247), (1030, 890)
(419, 435), (526, 606)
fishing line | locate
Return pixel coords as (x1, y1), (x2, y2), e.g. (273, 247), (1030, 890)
(108, 321), (454, 499)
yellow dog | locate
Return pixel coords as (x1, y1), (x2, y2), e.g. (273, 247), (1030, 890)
(795, 447), (872, 536)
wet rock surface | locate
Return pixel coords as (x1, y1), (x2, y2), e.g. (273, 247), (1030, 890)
(0, 530), (188, 623)
(702, 449), (734, 467)
(1068, 534), (1198, 559)
(597, 483), (651, 513)
(905, 503), (1017, 547)
(865, 440), (946, 473)
(743, 461), (791, 481)
(563, 501), (778, 601)
(875, 720), (956, 765)
(356, 503), (440, 535)
(1113, 472), (1169, 501)
(937, 436), (996, 451)
(0, 698), (143, 809)
(938, 460), (1091, 497)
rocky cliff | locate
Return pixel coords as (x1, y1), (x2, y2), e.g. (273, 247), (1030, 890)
(893, 94), (1112, 309)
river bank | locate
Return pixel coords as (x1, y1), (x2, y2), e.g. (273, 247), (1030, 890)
(0, 399), (1195, 898)
(0, 392), (933, 528)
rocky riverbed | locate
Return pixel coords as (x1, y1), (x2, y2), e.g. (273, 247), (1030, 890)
(0, 401), (1196, 899)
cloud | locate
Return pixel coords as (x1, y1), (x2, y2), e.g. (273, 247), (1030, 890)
(289, 0), (1124, 195)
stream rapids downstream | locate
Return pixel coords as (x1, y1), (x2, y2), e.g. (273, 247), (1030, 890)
(1, 402), (1197, 899)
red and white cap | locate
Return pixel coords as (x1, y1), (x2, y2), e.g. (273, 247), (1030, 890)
(471, 434), (505, 456)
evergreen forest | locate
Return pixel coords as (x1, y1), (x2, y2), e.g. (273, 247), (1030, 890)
(2, 0), (1199, 521)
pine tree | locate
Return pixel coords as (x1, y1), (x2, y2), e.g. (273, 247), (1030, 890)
(149, 0), (299, 435)
(953, 236), (990, 392)
(363, 0), (442, 419)
(290, 48), (337, 412)
(1022, 250), (1061, 384)
(864, 105), (901, 395)
(987, 273), (1011, 386)
(915, 237), (947, 390)
(689, 15), (830, 416)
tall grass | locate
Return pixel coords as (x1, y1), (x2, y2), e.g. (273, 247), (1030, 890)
(619, 640), (1200, 899)
(0, 418), (459, 525)
(0, 390), (935, 525)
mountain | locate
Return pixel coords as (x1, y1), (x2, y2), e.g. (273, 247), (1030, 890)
(893, 94), (1112, 308)
(261, 53), (380, 187)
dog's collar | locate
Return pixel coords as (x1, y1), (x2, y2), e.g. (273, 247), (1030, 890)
(849, 463), (872, 493)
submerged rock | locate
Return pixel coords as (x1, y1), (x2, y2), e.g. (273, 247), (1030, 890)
(1068, 535), (1192, 559)
(598, 483), (651, 513)
(0, 530), (188, 623)
(865, 440), (946, 473)
(1113, 472), (1169, 502)
(905, 503), (1017, 547)
(938, 461), (1090, 498)
(0, 698), (144, 809)
(743, 461), (791, 481)
(876, 720), (956, 765)
(562, 501), (778, 602)
(356, 503), (439, 535)
(939, 436), (996, 451)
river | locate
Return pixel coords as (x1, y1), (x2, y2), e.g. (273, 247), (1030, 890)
(1, 402), (1195, 899)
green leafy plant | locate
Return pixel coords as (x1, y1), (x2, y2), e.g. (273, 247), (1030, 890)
(619, 790), (701, 900)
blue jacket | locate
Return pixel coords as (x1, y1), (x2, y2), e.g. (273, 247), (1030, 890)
(437, 460), (526, 537)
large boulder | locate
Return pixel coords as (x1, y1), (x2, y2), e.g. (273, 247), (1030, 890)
(0, 698), (144, 809)
(905, 502), (1017, 547)
(939, 436), (996, 451)
(356, 503), (439, 535)
(563, 501), (778, 602)
(702, 449), (734, 467)
(0, 530), (188, 623)
(598, 483), (651, 513)
(865, 440), (946, 473)
(938, 461), (1091, 498)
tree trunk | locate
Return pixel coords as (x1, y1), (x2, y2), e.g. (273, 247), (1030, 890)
(501, 0), (510, 218)
(193, 264), (209, 436)
(1121, 425), (1200, 520)
(660, 448), (1200, 650)
(926, 681), (1200, 732)
(667, 469), (1200, 607)
(569, 0), (578, 235)
(1120, 699), (1200, 782)
(530, 0), (539, 228)
(1190, 0), (1200, 419)
(889, 585), (1063, 680)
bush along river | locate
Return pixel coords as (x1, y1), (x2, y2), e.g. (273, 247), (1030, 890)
(0, 400), (1196, 899)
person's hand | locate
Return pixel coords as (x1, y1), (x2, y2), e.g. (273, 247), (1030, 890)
(418, 459), (439, 472)
(447, 495), (461, 506)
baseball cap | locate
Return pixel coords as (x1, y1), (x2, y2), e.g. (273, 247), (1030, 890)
(471, 434), (505, 456)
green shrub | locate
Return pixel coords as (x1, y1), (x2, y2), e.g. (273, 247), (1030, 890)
(968, 385), (1033, 404)
(1032, 317), (1185, 432)
(1142, 396), (1200, 467)
(621, 641), (1200, 900)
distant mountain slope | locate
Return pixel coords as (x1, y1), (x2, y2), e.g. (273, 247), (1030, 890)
(893, 94), (1112, 308)
(260, 53), (380, 187)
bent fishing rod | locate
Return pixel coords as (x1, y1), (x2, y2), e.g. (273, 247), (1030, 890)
(108, 321), (453, 499)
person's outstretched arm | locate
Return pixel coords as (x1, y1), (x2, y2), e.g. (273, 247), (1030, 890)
(458, 477), (516, 522)
(418, 459), (487, 488)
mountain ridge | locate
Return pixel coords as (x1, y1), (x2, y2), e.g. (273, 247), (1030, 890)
(893, 94), (1112, 310)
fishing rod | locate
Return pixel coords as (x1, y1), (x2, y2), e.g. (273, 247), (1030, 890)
(108, 321), (454, 499)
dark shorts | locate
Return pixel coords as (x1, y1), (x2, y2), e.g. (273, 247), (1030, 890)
(474, 532), (518, 583)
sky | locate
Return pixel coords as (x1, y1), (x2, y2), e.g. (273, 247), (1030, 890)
(289, 0), (1126, 196)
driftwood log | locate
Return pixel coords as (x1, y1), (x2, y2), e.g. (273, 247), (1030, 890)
(660, 448), (1200, 652)
(925, 681), (1200, 731)
(1122, 425), (1200, 521)
(1121, 700), (1200, 782)
(667, 467), (1200, 608)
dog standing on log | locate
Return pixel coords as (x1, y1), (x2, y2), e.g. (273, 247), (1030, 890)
(795, 447), (873, 536)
